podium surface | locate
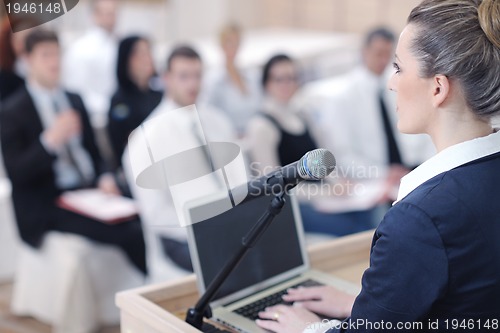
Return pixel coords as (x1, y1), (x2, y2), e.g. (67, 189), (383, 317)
(116, 230), (373, 333)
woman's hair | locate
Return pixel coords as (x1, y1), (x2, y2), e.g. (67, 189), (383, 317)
(261, 54), (293, 88)
(117, 35), (148, 90)
(0, 18), (16, 71)
(408, 0), (500, 120)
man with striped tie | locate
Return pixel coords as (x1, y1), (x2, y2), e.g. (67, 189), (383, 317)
(0, 29), (147, 275)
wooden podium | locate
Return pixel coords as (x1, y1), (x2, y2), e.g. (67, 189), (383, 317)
(116, 230), (373, 333)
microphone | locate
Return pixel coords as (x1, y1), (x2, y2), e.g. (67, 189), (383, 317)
(186, 148), (336, 330)
(238, 149), (336, 203)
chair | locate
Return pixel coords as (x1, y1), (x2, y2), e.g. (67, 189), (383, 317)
(11, 231), (145, 333)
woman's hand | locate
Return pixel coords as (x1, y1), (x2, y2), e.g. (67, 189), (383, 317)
(282, 285), (356, 319)
(256, 304), (321, 333)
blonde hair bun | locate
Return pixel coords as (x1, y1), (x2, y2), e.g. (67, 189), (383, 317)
(478, 0), (500, 48)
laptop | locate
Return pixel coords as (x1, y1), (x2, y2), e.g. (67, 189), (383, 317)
(186, 191), (360, 333)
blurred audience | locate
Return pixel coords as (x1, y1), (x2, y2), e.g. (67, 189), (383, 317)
(317, 27), (434, 201)
(123, 45), (236, 282)
(63, 0), (120, 127)
(0, 29), (147, 275)
(300, 27), (434, 236)
(0, 18), (30, 103)
(203, 23), (261, 137)
(107, 35), (163, 174)
(0, 8), (441, 298)
(246, 54), (317, 173)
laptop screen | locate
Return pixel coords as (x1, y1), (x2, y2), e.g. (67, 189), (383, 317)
(187, 192), (307, 304)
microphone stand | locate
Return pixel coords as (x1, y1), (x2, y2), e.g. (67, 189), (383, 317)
(185, 187), (287, 330)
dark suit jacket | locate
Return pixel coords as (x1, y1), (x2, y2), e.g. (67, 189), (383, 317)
(0, 86), (105, 248)
(329, 152), (500, 332)
(107, 86), (162, 169)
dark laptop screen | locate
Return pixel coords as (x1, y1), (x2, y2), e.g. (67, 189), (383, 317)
(190, 193), (304, 301)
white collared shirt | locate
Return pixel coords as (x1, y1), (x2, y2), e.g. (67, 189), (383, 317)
(122, 99), (235, 232)
(395, 129), (500, 204)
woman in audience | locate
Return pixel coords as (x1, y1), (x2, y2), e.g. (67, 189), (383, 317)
(204, 23), (261, 137)
(107, 35), (163, 171)
(257, 0), (500, 332)
(247, 54), (317, 172)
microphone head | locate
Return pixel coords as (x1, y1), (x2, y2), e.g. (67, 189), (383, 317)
(298, 149), (336, 180)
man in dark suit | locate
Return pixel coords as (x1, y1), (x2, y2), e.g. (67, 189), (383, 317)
(0, 29), (146, 275)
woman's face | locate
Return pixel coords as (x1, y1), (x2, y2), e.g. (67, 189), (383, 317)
(388, 25), (435, 134)
(265, 61), (298, 104)
(129, 39), (155, 85)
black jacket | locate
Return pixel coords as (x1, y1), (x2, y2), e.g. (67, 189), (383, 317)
(0, 86), (105, 247)
(107, 86), (162, 168)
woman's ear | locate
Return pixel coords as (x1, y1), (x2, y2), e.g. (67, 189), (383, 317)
(432, 75), (450, 108)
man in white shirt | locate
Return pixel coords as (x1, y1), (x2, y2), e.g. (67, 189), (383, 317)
(123, 46), (236, 282)
(309, 28), (434, 213)
(63, 0), (120, 128)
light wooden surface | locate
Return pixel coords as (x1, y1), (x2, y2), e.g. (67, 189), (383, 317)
(116, 230), (373, 333)
(0, 281), (120, 333)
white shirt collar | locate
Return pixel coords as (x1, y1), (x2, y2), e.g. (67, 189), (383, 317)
(26, 79), (59, 98)
(395, 130), (500, 204)
(162, 98), (181, 112)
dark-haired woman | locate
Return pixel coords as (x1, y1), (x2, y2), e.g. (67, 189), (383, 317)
(107, 36), (163, 170)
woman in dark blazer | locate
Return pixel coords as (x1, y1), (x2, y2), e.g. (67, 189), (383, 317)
(256, 1), (500, 332)
(107, 36), (163, 170)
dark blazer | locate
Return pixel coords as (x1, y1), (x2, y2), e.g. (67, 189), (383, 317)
(329, 152), (500, 332)
(0, 70), (25, 104)
(0, 86), (104, 248)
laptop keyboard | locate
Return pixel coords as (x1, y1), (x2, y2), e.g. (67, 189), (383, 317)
(201, 322), (232, 333)
(233, 279), (324, 321)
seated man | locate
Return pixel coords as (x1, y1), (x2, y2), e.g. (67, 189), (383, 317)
(123, 46), (237, 281)
(0, 29), (146, 275)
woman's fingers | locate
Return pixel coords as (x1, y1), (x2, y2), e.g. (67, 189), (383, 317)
(282, 286), (323, 301)
(256, 318), (281, 332)
(256, 304), (322, 333)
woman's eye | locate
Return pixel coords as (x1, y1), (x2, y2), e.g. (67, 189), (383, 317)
(393, 62), (401, 74)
